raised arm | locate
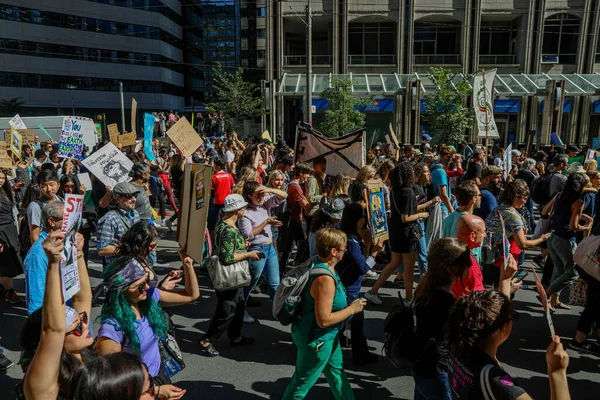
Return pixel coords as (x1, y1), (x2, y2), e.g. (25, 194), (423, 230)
(159, 248), (200, 307)
(70, 233), (92, 318)
(24, 231), (66, 400)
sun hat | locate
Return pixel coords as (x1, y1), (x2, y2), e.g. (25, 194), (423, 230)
(222, 193), (248, 213)
(322, 197), (346, 220)
(568, 162), (585, 174)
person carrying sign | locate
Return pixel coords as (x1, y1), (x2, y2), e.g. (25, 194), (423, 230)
(95, 182), (141, 267)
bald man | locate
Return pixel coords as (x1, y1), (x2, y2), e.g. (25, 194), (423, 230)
(452, 214), (486, 298)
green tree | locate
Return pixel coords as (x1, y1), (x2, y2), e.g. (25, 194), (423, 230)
(318, 77), (373, 138)
(423, 67), (473, 146)
(0, 97), (25, 117)
(207, 63), (265, 133)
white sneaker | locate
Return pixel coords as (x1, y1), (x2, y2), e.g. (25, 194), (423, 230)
(364, 290), (382, 305)
(165, 220), (173, 231)
(243, 311), (256, 324)
(365, 269), (377, 278)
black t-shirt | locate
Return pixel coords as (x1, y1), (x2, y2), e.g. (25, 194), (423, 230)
(449, 348), (526, 399)
(517, 169), (536, 190)
(466, 162), (482, 181)
(391, 186), (417, 230)
(414, 289), (455, 378)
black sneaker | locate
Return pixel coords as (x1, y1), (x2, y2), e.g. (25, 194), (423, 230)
(0, 352), (14, 371)
(569, 340), (600, 356)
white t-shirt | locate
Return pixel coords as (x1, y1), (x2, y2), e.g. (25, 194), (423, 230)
(226, 150), (235, 163)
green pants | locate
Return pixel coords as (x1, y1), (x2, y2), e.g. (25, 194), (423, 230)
(282, 336), (354, 400)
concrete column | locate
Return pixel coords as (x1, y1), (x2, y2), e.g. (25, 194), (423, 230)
(522, 1), (537, 73)
(277, 2), (284, 78)
(266, 0), (273, 81)
(397, 0), (404, 74)
(541, 80), (557, 145)
(517, 97), (529, 143)
(332, 0), (339, 73)
(462, 0), (473, 74)
(405, 0), (415, 73)
(471, 0), (482, 73)
(580, 97), (592, 145)
(341, 0), (348, 73)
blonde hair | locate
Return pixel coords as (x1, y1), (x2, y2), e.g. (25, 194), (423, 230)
(315, 228), (347, 259)
(268, 170), (284, 189)
(584, 159), (598, 172)
(233, 167), (259, 194)
(329, 174), (350, 198)
(356, 165), (377, 184)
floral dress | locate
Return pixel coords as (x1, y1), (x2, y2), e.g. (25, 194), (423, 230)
(214, 220), (246, 264)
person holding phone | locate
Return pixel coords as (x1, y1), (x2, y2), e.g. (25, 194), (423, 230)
(283, 228), (365, 400)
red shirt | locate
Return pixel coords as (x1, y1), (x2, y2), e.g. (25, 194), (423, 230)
(452, 253), (485, 299)
(212, 171), (235, 205)
(287, 182), (306, 222)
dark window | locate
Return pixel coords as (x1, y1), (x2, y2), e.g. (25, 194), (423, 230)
(542, 14), (580, 64)
(348, 22), (396, 55)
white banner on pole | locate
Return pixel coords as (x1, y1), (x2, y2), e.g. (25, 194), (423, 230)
(473, 69), (500, 138)
(504, 143), (512, 180)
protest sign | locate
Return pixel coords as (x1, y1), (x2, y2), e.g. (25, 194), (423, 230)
(107, 123), (120, 144)
(593, 137), (600, 150)
(388, 123), (399, 161)
(0, 141), (6, 151)
(365, 179), (389, 241)
(167, 117), (203, 158)
(178, 163), (212, 263)
(19, 129), (35, 144)
(58, 117), (86, 159)
(504, 143), (512, 180)
(586, 149), (596, 162)
(119, 132), (136, 147)
(532, 269), (555, 338)
(473, 69), (500, 138)
(0, 149), (12, 169)
(77, 173), (93, 192)
(10, 126), (22, 159)
(135, 140), (143, 153)
(131, 98), (138, 135)
(9, 114), (27, 130)
(144, 113), (157, 161)
(60, 194), (84, 300)
(261, 130), (272, 142)
(82, 142), (133, 187)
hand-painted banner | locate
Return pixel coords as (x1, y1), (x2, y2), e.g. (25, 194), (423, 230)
(81, 142), (133, 187)
(9, 114), (27, 130)
(10, 126), (22, 159)
(61, 194), (84, 300)
(473, 69), (500, 138)
(144, 113), (156, 161)
(58, 117), (86, 159)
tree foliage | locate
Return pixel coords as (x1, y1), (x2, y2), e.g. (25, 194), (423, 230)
(423, 67), (473, 146)
(318, 77), (373, 138)
(0, 97), (24, 117)
(207, 63), (265, 132)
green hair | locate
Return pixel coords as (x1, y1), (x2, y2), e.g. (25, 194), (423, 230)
(100, 257), (169, 353)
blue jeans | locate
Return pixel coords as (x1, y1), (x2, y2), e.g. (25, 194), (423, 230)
(243, 243), (280, 301)
(396, 222), (428, 278)
(527, 197), (536, 231)
(413, 371), (452, 400)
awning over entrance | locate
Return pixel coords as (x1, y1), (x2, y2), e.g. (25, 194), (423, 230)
(277, 73), (600, 97)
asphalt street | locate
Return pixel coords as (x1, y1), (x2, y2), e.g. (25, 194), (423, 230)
(1, 226), (599, 399)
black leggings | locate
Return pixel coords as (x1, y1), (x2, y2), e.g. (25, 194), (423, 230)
(203, 287), (245, 340)
(576, 267), (600, 335)
(150, 193), (166, 219)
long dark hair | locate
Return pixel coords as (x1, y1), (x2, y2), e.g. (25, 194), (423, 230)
(390, 161), (415, 190)
(69, 352), (147, 400)
(20, 183), (42, 210)
(447, 290), (514, 353)
(414, 238), (470, 303)
(116, 221), (159, 262)
(0, 170), (14, 206)
(58, 174), (81, 198)
(340, 202), (365, 238)
(556, 173), (586, 210)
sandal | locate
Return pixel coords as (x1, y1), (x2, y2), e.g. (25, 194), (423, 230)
(553, 302), (572, 310)
(199, 340), (220, 357)
(536, 295), (556, 313)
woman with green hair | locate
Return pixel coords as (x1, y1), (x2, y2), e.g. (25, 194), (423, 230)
(96, 246), (200, 382)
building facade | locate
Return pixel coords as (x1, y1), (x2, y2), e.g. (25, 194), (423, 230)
(268, 0), (600, 146)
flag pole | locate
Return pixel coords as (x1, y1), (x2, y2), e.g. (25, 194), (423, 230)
(482, 69), (489, 167)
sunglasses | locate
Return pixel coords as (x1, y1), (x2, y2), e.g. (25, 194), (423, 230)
(66, 311), (88, 336)
(119, 193), (136, 199)
(133, 273), (150, 294)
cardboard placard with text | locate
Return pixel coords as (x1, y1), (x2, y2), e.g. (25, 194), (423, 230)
(119, 132), (136, 147)
(131, 98), (138, 135)
(107, 123), (120, 144)
(365, 179), (390, 242)
(177, 163), (212, 263)
(167, 117), (203, 158)
(0, 141), (6, 151)
(0, 149), (13, 169)
(19, 129), (35, 144)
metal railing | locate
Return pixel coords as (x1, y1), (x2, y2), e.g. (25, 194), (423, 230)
(414, 54), (461, 65)
(348, 54), (397, 65)
(283, 55), (332, 66)
(479, 54), (517, 65)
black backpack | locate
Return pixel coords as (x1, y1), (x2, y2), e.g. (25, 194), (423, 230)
(383, 291), (417, 370)
(531, 173), (555, 205)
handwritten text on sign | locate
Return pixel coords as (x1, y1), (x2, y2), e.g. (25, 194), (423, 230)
(59, 117), (85, 159)
(60, 194), (84, 300)
(166, 116), (202, 158)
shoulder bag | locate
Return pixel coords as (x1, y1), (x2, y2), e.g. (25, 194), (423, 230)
(206, 224), (251, 291)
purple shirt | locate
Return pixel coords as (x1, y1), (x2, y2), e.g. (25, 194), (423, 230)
(98, 287), (162, 376)
(239, 194), (281, 244)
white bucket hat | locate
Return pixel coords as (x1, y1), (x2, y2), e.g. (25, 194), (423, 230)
(222, 193), (248, 213)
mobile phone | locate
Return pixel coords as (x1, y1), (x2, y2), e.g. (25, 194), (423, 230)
(258, 252), (266, 259)
(514, 269), (528, 283)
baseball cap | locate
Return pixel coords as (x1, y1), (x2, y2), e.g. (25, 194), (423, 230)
(481, 165), (503, 179)
(222, 194), (248, 213)
(113, 182), (140, 196)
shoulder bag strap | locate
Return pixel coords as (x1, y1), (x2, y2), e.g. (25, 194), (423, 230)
(479, 364), (497, 400)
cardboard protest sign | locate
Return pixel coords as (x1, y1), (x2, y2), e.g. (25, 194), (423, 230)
(144, 113), (157, 161)
(131, 98), (138, 135)
(135, 140), (143, 153)
(20, 129), (35, 144)
(107, 123), (120, 144)
(586, 149), (596, 162)
(58, 117), (86, 159)
(82, 142), (133, 187)
(0, 141), (6, 151)
(119, 132), (136, 147)
(10, 126), (22, 159)
(365, 179), (389, 241)
(77, 173), (92, 192)
(532, 269), (555, 338)
(388, 123), (400, 161)
(9, 114), (27, 130)
(167, 117), (202, 158)
(60, 194), (84, 300)
(0, 149), (13, 169)
(593, 137), (600, 150)
(177, 163), (212, 263)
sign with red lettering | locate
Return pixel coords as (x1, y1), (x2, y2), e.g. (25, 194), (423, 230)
(60, 194), (84, 300)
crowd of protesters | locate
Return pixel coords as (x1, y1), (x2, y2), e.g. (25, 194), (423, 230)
(0, 118), (597, 400)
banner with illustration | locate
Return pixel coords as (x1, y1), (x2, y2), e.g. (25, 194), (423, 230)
(365, 179), (389, 241)
(82, 142), (133, 187)
(473, 69), (500, 138)
(61, 194), (84, 300)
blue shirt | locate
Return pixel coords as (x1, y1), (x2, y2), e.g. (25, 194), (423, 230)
(24, 231), (48, 314)
(431, 163), (451, 211)
(474, 188), (498, 221)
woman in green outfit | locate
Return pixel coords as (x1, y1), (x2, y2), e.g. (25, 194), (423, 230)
(283, 228), (367, 400)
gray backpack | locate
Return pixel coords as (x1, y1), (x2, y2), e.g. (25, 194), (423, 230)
(272, 257), (334, 325)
